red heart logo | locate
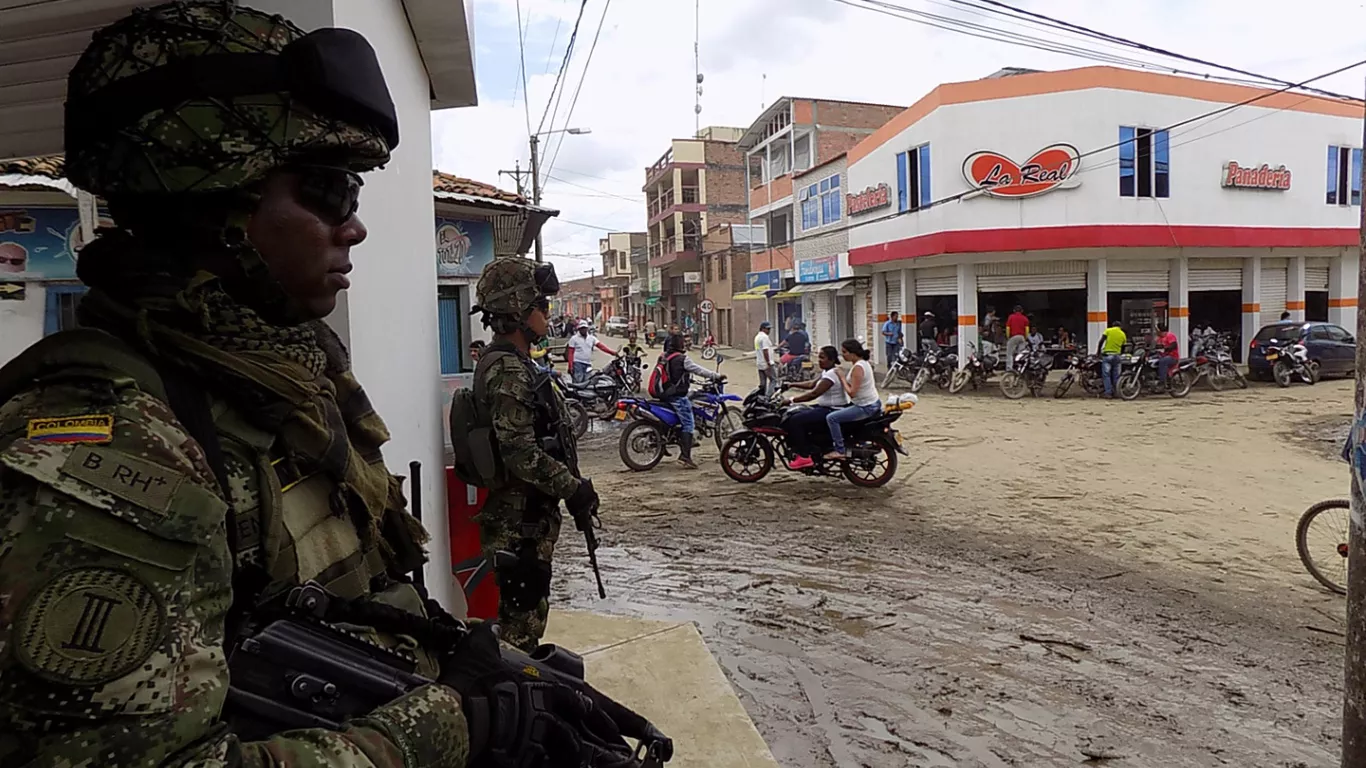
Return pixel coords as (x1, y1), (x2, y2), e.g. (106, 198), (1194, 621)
(962, 144), (1081, 198)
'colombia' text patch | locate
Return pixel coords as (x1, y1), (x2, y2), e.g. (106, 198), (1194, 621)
(27, 415), (115, 445)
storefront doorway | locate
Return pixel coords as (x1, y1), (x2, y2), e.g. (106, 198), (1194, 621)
(1107, 292), (1168, 344)
(914, 295), (959, 348)
(835, 295), (855, 345)
(1307, 291), (1329, 322)
(978, 289), (1087, 348)
(1189, 289), (1243, 359)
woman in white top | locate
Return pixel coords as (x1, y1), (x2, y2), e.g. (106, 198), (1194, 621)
(779, 346), (848, 468)
(825, 338), (882, 460)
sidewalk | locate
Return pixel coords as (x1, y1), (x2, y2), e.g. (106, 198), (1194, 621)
(544, 611), (779, 768)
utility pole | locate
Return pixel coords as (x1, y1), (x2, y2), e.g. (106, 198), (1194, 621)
(497, 160), (530, 198)
(1345, 81), (1366, 768)
(529, 133), (544, 263)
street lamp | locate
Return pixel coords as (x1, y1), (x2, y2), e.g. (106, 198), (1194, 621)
(529, 127), (591, 262)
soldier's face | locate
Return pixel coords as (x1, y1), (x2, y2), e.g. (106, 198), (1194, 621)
(527, 304), (550, 337)
(247, 169), (367, 319)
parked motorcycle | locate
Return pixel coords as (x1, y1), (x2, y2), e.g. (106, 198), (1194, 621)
(777, 351), (817, 384)
(1193, 336), (1246, 391)
(556, 368), (622, 422)
(948, 341), (999, 394)
(719, 389), (913, 487)
(1053, 352), (1105, 398)
(1116, 348), (1195, 400)
(547, 369), (592, 440)
(603, 353), (644, 395)
(1263, 339), (1317, 387)
(999, 344), (1052, 399)
(614, 378), (742, 471)
(911, 346), (957, 393)
(881, 345), (923, 389)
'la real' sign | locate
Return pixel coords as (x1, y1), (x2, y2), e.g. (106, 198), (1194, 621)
(1221, 162), (1291, 190)
(962, 144), (1081, 198)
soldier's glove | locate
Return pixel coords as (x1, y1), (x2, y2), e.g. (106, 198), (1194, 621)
(566, 477), (600, 518)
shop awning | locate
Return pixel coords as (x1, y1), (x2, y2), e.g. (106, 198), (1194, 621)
(771, 290), (801, 299)
(732, 287), (778, 301)
(788, 280), (853, 295)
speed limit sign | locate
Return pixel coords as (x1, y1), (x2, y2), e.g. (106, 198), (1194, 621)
(699, 298), (715, 314)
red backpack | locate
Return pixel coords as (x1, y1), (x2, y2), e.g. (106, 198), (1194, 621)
(647, 352), (683, 398)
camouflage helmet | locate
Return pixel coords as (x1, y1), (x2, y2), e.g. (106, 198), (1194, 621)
(475, 257), (559, 318)
(64, 1), (398, 197)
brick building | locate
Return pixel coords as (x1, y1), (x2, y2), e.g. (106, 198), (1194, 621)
(641, 126), (749, 329)
(599, 231), (645, 322)
(737, 98), (904, 332)
(556, 274), (605, 324)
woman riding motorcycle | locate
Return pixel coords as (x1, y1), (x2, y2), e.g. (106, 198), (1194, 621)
(780, 345), (849, 469)
(826, 339), (883, 460)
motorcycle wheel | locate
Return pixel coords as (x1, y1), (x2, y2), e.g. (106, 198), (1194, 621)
(701, 345), (717, 361)
(720, 432), (774, 483)
(618, 421), (666, 472)
(1230, 366), (1249, 389)
(1053, 373), (1074, 399)
(567, 401), (590, 441)
(1273, 360), (1293, 388)
(1208, 367), (1227, 391)
(1117, 372), (1141, 401)
(948, 369), (971, 394)
(1296, 498), (1350, 595)
(1167, 370), (1193, 398)
(910, 367), (931, 394)
(712, 405), (740, 451)
(842, 439), (898, 488)
(1305, 361), (1321, 385)
(881, 365), (901, 389)
(999, 372), (1028, 400)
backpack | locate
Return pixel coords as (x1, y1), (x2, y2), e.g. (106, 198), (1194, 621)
(448, 347), (520, 488)
(647, 352), (683, 399)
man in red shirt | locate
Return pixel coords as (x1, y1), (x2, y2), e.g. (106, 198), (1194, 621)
(1154, 322), (1180, 385)
(1005, 305), (1030, 364)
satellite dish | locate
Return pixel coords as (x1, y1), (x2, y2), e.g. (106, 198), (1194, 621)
(697, 73), (705, 84)
(697, 85), (704, 96)
(695, 104), (702, 114)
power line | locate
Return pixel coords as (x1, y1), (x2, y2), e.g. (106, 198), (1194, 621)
(537, 0), (590, 137)
(514, 0), (532, 137)
(951, 0), (1363, 102)
(544, 172), (643, 202)
(541, 0), (568, 75)
(543, 0), (613, 182)
(776, 57), (1366, 249)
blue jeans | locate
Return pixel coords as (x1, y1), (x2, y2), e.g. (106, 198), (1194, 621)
(572, 361), (591, 383)
(885, 342), (900, 366)
(1101, 354), (1122, 396)
(666, 395), (695, 435)
(826, 402), (881, 454)
(1157, 356), (1176, 384)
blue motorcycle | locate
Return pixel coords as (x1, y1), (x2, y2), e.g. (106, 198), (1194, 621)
(614, 378), (742, 471)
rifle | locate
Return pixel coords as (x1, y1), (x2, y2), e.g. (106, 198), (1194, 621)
(408, 460), (426, 592)
(538, 370), (608, 598)
(223, 583), (671, 765)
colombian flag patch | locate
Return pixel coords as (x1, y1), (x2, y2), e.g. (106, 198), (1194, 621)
(27, 415), (115, 445)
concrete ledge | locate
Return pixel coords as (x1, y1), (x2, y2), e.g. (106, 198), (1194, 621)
(545, 611), (779, 768)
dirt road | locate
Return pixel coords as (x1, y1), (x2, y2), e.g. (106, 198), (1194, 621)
(555, 349), (1350, 766)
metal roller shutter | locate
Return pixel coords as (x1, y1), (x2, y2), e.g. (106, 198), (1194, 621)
(1306, 267), (1330, 291)
(811, 291), (832, 349)
(1107, 271), (1169, 291)
(885, 278), (902, 315)
(1261, 267), (1287, 327)
(976, 260), (1086, 292)
(916, 276), (957, 295)
(1189, 269), (1242, 291)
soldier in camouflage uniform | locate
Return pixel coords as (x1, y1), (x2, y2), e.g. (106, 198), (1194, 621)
(470, 258), (600, 652)
(0, 3), (634, 767)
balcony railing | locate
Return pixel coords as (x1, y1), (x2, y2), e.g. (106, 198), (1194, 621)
(647, 233), (701, 259)
(646, 185), (701, 219)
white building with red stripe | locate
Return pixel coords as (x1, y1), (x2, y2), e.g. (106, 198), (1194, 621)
(841, 65), (1361, 365)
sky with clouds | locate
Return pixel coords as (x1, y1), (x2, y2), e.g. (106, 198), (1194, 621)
(432, 0), (1366, 279)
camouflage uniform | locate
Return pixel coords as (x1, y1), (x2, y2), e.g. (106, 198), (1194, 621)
(0, 4), (467, 766)
(471, 259), (582, 653)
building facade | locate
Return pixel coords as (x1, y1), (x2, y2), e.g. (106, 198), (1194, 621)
(738, 97), (904, 332)
(600, 231), (645, 323)
(641, 128), (749, 329)
(842, 66), (1361, 367)
(789, 153), (859, 350)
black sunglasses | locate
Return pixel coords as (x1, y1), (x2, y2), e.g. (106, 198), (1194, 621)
(292, 164), (364, 225)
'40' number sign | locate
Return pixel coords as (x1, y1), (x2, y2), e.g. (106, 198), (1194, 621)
(962, 144), (1082, 199)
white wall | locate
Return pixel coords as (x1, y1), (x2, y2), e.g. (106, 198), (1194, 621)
(848, 87), (1362, 251)
(0, 284), (46, 364)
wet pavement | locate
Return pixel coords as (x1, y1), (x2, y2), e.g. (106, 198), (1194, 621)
(551, 366), (1350, 767)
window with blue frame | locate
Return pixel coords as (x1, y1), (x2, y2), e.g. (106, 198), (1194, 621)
(896, 144), (932, 212)
(819, 174), (841, 225)
(1119, 126), (1170, 198)
(1326, 145), (1363, 206)
(437, 287), (465, 374)
(800, 184), (820, 230)
(44, 284), (88, 336)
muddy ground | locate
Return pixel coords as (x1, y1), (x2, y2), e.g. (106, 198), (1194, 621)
(553, 352), (1354, 767)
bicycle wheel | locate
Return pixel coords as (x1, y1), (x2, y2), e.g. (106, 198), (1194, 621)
(1296, 499), (1349, 594)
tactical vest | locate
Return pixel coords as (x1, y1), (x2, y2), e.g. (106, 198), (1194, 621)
(0, 329), (439, 672)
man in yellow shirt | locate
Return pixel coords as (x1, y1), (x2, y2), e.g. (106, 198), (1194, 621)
(1097, 320), (1128, 398)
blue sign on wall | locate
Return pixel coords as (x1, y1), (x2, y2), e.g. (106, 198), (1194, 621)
(0, 207), (105, 281)
(435, 217), (495, 278)
(746, 269), (781, 291)
(796, 254), (839, 283)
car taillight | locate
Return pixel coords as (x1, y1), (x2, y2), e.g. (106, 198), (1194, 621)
(1249, 340), (1258, 348)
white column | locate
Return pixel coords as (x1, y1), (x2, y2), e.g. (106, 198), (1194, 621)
(871, 272), (887, 366)
(1169, 256), (1189, 356)
(1329, 248), (1359, 331)
(1287, 255), (1306, 323)
(1241, 255), (1263, 356)
(1087, 258), (1107, 351)
(956, 263), (978, 365)
(901, 269), (915, 352)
